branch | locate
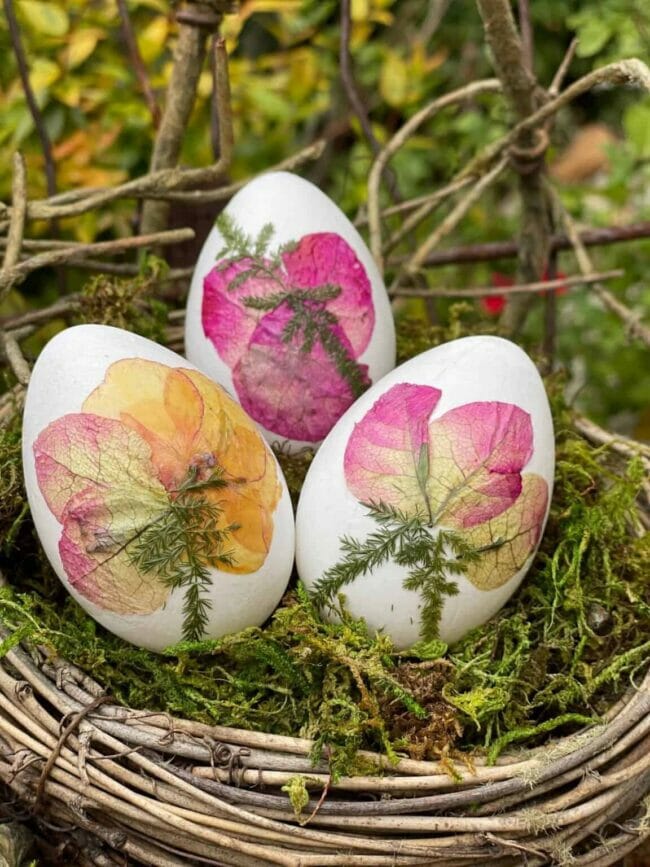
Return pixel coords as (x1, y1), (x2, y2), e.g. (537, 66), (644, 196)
(382, 177), (474, 255)
(2, 0), (57, 200)
(0, 228), (195, 294)
(340, 0), (380, 155)
(395, 156), (509, 285)
(547, 183), (650, 347)
(366, 78), (502, 267)
(476, 0), (552, 334)
(140, 13), (213, 235)
(116, 0), (161, 128)
(476, 0), (537, 120)
(389, 269), (622, 298)
(1, 154), (27, 279)
(387, 222), (650, 268)
(0, 331), (30, 386)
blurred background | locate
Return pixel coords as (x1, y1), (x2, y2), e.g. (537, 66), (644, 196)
(0, 0), (648, 436)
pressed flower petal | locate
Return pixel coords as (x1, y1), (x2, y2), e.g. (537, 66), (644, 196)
(344, 383), (442, 513)
(427, 402), (533, 529)
(281, 233), (375, 356)
(461, 473), (549, 590)
(233, 303), (370, 442)
(202, 258), (284, 368)
(33, 412), (170, 614)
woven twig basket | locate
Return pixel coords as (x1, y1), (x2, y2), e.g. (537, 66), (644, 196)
(0, 622), (648, 866)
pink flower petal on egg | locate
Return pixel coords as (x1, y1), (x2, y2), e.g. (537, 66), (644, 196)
(344, 383), (442, 514)
(202, 258), (283, 368)
(426, 402), (534, 528)
(200, 231), (376, 442)
(281, 233), (375, 356)
(232, 303), (370, 442)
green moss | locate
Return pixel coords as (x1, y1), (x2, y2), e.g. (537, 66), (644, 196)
(75, 255), (169, 340)
(0, 321), (647, 776)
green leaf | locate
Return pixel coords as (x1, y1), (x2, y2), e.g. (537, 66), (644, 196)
(573, 17), (612, 57)
(18, 1), (69, 37)
(624, 103), (650, 159)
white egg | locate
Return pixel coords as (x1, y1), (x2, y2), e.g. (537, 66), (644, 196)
(184, 171), (395, 453)
(22, 324), (295, 652)
(296, 336), (555, 648)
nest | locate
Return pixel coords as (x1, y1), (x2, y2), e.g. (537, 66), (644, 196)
(1, 289), (649, 867)
(0, 635), (648, 866)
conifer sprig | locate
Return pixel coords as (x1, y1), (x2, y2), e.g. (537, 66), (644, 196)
(312, 501), (479, 642)
(214, 214), (368, 399)
(129, 466), (239, 642)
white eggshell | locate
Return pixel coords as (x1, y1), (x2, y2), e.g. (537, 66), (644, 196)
(22, 325), (294, 652)
(184, 171), (395, 453)
(296, 336), (555, 648)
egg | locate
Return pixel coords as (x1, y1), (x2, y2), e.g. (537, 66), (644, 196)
(184, 171), (396, 453)
(296, 336), (555, 648)
(22, 325), (295, 652)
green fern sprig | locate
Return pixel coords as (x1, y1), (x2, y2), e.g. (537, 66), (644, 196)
(312, 502), (479, 642)
(129, 466), (239, 642)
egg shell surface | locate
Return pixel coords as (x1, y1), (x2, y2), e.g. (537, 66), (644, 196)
(184, 171), (396, 453)
(296, 336), (555, 648)
(22, 324), (295, 652)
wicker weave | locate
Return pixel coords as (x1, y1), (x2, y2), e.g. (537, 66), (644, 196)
(0, 630), (648, 866)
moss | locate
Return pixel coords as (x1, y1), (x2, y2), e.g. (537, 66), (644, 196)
(75, 256), (169, 341)
(0, 320), (647, 776)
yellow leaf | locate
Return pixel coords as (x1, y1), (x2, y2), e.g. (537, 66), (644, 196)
(62, 28), (103, 69)
(28, 58), (60, 92)
(379, 51), (409, 108)
(18, 1), (69, 37)
(351, 0), (369, 20)
(137, 16), (169, 64)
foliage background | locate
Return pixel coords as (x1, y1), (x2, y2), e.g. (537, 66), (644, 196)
(0, 0), (648, 434)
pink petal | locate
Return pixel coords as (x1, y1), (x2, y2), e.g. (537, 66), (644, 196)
(282, 233), (375, 356)
(202, 258), (284, 368)
(428, 402), (534, 528)
(232, 303), (369, 442)
(344, 383), (442, 512)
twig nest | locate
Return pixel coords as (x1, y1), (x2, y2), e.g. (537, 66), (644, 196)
(22, 325), (294, 652)
(296, 336), (555, 648)
(184, 171), (396, 453)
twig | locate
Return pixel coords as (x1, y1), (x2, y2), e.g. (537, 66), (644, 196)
(549, 38), (579, 97)
(149, 139), (325, 203)
(573, 413), (650, 463)
(477, 0), (552, 334)
(395, 156), (509, 284)
(547, 182), (650, 346)
(542, 248), (558, 372)
(0, 332), (31, 386)
(382, 177), (474, 254)
(463, 57), (650, 180)
(389, 269), (622, 298)
(1, 154), (27, 278)
(366, 78), (502, 266)
(2, 0), (57, 200)
(0, 228), (195, 293)
(116, 0), (161, 128)
(388, 221), (650, 268)
(140, 15), (213, 235)
(340, 0), (380, 156)
(517, 0), (534, 73)
(420, 0), (451, 44)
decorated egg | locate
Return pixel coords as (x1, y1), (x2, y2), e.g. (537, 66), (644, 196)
(296, 336), (554, 648)
(22, 325), (295, 652)
(184, 171), (396, 453)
